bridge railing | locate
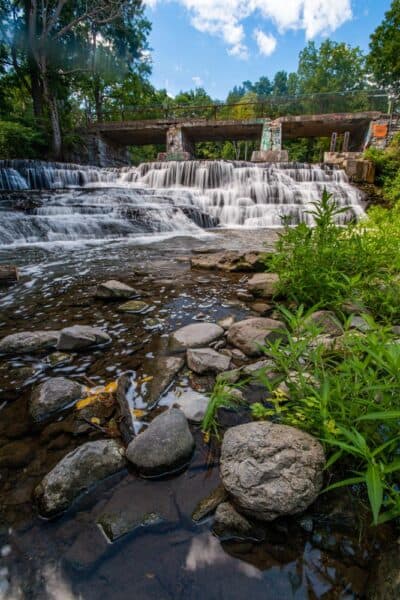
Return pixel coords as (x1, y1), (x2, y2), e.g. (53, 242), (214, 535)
(89, 90), (392, 124)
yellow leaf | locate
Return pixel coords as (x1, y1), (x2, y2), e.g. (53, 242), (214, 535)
(76, 395), (98, 410)
(104, 381), (118, 394)
(138, 375), (153, 385)
(91, 417), (101, 425)
(132, 409), (146, 418)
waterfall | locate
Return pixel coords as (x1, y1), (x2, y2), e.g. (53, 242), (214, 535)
(0, 159), (365, 246)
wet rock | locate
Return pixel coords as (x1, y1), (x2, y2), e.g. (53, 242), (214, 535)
(305, 310), (343, 337)
(0, 331), (59, 355)
(247, 273), (279, 298)
(30, 377), (84, 422)
(236, 290), (253, 302)
(367, 540), (400, 599)
(57, 325), (111, 351)
(143, 317), (164, 331)
(192, 484), (228, 522)
(191, 250), (264, 272)
(250, 302), (273, 316)
(187, 348), (231, 375)
(126, 408), (194, 476)
(213, 501), (265, 541)
(98, 511), (163, 543)
(217, 316), (235, 330)
(169, 322), (224, 351)
(95, 279), (138, 299)
(46, 352), (72, 367)
(63, 522), (110, 570)
(220, 422), (325, 521)
(0, 439), (33, 468)
(0, 265), (19, 286)
(172, 389), (210, 422)
(35, 439), (126, 516)
(118, 300), (150, 314)
(144, 355), (185, 408)
(227, 317), (285, 357)
(216, 368), (242, 385)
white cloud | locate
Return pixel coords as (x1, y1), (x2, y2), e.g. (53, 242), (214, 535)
(145, 1), (353, 56)
(253, 29), (277, 56)
(192, 75), (204, 86)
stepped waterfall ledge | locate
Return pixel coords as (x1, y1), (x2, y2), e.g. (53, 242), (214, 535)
(0, 160), (364, 246)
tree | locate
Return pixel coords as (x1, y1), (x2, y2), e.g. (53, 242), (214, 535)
(368, 0), (400, 94)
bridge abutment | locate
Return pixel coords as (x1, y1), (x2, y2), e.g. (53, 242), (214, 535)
(251, 120), (289, 162)
(162, 125), (194, 160)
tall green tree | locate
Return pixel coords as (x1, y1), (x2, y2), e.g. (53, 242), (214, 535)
(368, 0), (400, 94)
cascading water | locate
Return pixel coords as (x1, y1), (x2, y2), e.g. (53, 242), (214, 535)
(0, 159), (365, 246)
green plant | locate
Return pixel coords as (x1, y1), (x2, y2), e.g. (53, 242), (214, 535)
(202, 379), (246, 440)
(0, 121), (44, 159)
(252, 306), (400, 524)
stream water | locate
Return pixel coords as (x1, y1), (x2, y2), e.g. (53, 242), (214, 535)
(0, 160), (388, 599)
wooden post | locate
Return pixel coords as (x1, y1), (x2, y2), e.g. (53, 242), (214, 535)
(330, 132), (338, 153)
(343, 131), (350, 152)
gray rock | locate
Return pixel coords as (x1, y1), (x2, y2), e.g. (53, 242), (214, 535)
(95, 279), (138, 299)
(349, 315), (372, 333)
(250, 302), (273, 316)
(173, 389), (210, 422)
(217, 316), (235, 330)
(57, 325), (111, 351)
(213, 501), (265, 541)
(187, 347), (231, 374)
(46, 351), (72, 367)
(99, 511), (164, 542)
(35, 439), (126, 516)
(216, 369), (242, 385)
(191, 250), (264, 272)
(126, 408), (194, 476)
(118, 300), (150, 314)
(0, 330), (59, 355)
(30, 377), (84, 422)
(227, 318), (285, 357)
(220, 422), (325, 521)
(145, 356), (185, 407)
(305, 310), (343, 337)
(247, 273), (279, 298)
(192, 485), (228, 522)
(169, 322), (224, 351)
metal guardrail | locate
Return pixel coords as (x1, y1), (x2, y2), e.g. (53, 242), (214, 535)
(85, 90), (392, 125)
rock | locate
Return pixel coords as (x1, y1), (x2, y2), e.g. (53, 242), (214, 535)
(349, 315), (372, 333)
(236, 290), (253, 302)
(250, 302), (273, 316)
(305, 310), (343, 337)
(126, 408), (194, 476)
(227, 318), (285, 357)
(220, 422), (325, 521)
(213, 502), (265, 541)
(217, 316), (235, 330)
(99, 511), (164, 543)
(0, 265), (19, 286)
(242, 359), (275, 376)
(95, 279), (138, 299)
(169, 322), (224, 351)
(30, 377), (84, 422)
(0, 330), (59, 355)
(116, 372), (137, 444)
(192, 485), (228, 522)
(63, 522), (110, 570)
(0, 439), (33, 468)
(187, 348), (231, 375)
(247, 273), (279, 298)
(145, 356), (185, 407)
(172, 389), (210, 422)
(57, 325), (111, 351)
(46, 352), (72, 367)
(217, 369), (242, 385)
(35, 439), (126, 516)
(340, 299), (367, 316)
(191, 250), (264, 272)
(118, 300), (150, 314)
(367, 540), (400, 599)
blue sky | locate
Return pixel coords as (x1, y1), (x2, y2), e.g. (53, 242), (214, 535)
(145, 0), (392, 99)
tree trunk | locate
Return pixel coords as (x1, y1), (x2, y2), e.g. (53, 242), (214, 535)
(42, 74), (62, 159)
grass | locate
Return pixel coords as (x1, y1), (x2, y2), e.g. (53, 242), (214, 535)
(201, 379), (245, 440)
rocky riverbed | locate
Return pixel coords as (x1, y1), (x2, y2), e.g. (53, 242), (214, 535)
(0, 229), (396, 599)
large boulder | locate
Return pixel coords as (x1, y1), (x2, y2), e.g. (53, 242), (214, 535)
(95, 279), (138, 300)
(57, 325), (111, 351)
(187, 348), (231, 374)
(126, 408), (194, 476)
(0, 330), (59, 355)
(30, 377), (84, 422)
(35, 439), (126, 516)
(220, 422), (325, 521)
(227, 317), (285, 357)
(169, 322), (223, 351)
(247, 273), (279, 298)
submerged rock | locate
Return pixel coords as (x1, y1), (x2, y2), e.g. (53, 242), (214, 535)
(0, 330), (59, 355)
(99, 511), (164, 543)
(35, 439), (126, 516)
(46, 351), (72, 367)
(118, 300), (150, 314)
(145, 356), (185, 407)
(126, 408), (194, 476)
(30, 377), (84, 422)
(169, 322), (224, 351)
(173, 388), (210, 422)
(187, 347), (231, 375)
(227, 317), (285, 357)
(367, 540), (400, 599)
(220, 422), (325, 521)
(95, 279), (138, 299)
(192, 484), (228, 522)
(247, 273), (279, 298)
(57, 325), (111, 351)
(213, 501), (265, 541)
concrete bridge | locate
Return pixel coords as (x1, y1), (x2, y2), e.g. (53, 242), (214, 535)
(87, 110), (393, 167)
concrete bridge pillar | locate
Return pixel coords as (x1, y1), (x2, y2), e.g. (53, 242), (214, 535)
(165, 125), (194, 160)
(251, 119), (288, 162)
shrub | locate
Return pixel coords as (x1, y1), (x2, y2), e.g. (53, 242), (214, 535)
(0, 120), (43, 158)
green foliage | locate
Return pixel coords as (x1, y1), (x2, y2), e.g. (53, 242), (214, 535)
(201, 380), (245, 439)
(0, 121), (44, 158)
(269, 191), (400, 320)
(364, 134), (400, 204)
(251, 306), (400, 524)
(368, 0), (400, 92)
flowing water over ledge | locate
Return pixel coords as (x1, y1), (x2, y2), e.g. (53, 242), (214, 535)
(0, 161), (380, 599)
